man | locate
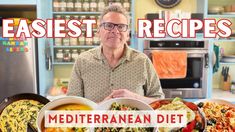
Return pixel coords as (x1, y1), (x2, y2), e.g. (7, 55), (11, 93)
(67, 5), (164, 103)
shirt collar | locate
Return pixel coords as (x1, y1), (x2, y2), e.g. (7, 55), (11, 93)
(94, 44), (131, 61)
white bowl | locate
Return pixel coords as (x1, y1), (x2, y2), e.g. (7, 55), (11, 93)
(96, 97), (153, 110)
(36, 96), (97, 132)
(94, 98), (154, 131)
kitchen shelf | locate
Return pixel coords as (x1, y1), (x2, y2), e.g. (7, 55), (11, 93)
(220, 62), (235, 65)
(53, 12), (101, 15)
(53, 45), (98, 48)
(207, 14), (235, 18)
(53, 12), (132, 16)
(53, 62), (75, 65)
(211, 39), (235, 42)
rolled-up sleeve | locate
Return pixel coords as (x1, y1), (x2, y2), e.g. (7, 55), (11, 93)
(67, 58), (84, 97)
(145, 57), (165, 99)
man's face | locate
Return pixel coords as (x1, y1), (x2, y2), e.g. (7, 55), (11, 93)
(98, 12), (129, 49)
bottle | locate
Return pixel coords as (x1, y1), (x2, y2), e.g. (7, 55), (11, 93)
(231, 81), (235, 94)
(98, 0), (106, 12)
(56, 49), (64, 62)
(53, 0), (60, 12)
(83, 0), (90, 12)
(63, 49), (71, 62)
(71, 49), (79, 62)
(123, 0), (130, 12)
(59, 0), (67, 12)
(74, 0), (82, 11)
(66, 0), (74, 11)
(90, 0), (98, 12)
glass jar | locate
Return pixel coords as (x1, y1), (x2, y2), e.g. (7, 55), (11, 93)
(114, 0), (122, 6)
(71, 49), (79, 62)
(79, 35), (85, 45)
(108, 0), (121, 6)
(55, 38), (62, 46)
(59, 0), (67, 12)
(98, 0), (106, 12)
(63, 49), (71, 62)
(63, 36), (70, 46)
(55, 15), (62, 19)
(70, 37), (78, 46)
(74, 0), (82, 11)
(53, 0), (60, 12)
(90, 0), (97, 12)
(66, 0), (74, 11)
(123, 0), (130, 12)
(56, 49), (64, 62)
(65, 15), (71, 23)
(83, 0), (90, 12)
(73, 15), (80, 20)
(86, 37), (93, 45)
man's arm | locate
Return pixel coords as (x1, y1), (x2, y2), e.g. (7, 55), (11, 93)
(144, 57), (165, 99)
(67, 58), (84, 96)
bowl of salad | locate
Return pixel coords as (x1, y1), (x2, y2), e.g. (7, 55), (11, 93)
(150, 97), (206, 132)
(95, 98), (154, 132)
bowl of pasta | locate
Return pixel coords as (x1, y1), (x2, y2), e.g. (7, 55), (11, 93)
(195, 99), (235, 131)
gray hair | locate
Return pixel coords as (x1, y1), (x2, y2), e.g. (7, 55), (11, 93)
(99, 5), (130, 25)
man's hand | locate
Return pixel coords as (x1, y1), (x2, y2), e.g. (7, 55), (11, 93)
(111, 89), (138, 98)
(102, 89), (137, 102)
(102, 89), (157, 104)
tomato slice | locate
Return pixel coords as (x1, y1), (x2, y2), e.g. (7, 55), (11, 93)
(184, 102), (198, 111)
(182, 120), (196, 132)
(150, 102), (161, 109)
(159, 100), (171, 105)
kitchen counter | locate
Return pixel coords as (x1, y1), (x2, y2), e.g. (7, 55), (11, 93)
(212, 88), (235, 103)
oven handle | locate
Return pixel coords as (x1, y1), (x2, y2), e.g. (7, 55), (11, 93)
(144, 50), (208, 57)
(205, 53), (209, 68)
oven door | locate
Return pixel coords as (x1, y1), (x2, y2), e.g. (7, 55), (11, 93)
(144, 50), (208, 98)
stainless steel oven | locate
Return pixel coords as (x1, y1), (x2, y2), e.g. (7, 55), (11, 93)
(144, 40), (209, 98)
